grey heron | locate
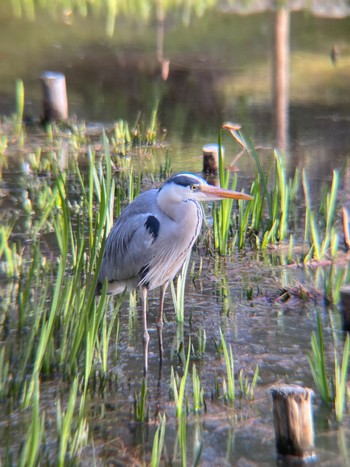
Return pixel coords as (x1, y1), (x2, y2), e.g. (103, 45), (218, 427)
(97, 173), (252, 373)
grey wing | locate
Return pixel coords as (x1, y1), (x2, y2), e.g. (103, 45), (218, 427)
(98, 190), (160, 289)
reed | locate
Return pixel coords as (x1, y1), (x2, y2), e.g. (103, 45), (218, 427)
(302, 170), (339, 262)
(18, 375), (44, 467)
(150, 414), (166, 467)
(0, 347), (10, 400)
(195, 326), (206, 357)
(15, 79), (24, 123)
(308, 312), (332, 404)
(192, 364), (205, 413)
(170, 340), (191, 418)
(308, 312), (350, 421)
(212, 131), (240, 254)
(133, 377), (149, 422)
(57, 377), (86, 467)
(238, 365), (259, 401)
(333, 333), (349, 422)
(0, 106), (174, 463)
(219, 328), (235, 402)
(0, 225), (22, 278)
(171, 253), (191, 323)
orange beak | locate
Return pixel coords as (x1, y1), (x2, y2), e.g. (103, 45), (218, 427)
(199, 184), (253, 201)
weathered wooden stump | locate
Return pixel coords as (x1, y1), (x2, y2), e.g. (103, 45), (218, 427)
(202, 144), (223, 175)
(271, 385), (316, 464)
(40, 71), (68, 122)
(340, 285), (350, 331)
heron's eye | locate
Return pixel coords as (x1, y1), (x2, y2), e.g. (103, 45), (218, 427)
(190, 184), (198, 191)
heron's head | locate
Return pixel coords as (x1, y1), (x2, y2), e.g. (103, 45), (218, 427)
(160, 173), (253, 203)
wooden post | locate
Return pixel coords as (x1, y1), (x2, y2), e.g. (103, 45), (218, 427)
(271, 385), (316, 463)
(202, 144), (223, 176)
(340, 286), (350, 331)
(40, 71), (68, 122)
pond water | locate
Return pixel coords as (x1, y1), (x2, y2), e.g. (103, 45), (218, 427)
(1, 3), (350, 466)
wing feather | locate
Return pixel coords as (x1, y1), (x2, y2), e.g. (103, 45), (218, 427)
(98, 190), (159, 289)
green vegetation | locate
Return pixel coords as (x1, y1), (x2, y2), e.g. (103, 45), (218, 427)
(171, 253), (191, 323)
(219, 328), (235, 402)
(308, 312), (350, 422)
(150, 414), (166, 467)
(0, 101), (350, 463)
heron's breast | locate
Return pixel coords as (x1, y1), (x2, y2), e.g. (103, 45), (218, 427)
(142, 200), (203, 289)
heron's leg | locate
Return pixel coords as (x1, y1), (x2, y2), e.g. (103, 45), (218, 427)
(141, 286), (150, 376)
(157, 281), (168, 363)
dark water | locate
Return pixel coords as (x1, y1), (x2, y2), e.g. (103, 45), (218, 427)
(1, 5), (350, 466)
(1, 8), (350, 177)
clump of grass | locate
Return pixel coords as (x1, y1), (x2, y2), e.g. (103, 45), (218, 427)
(112, 119), (131, 155)
(134, 377), (149, 423)
(57, 378), (89, 466)
(0, 225), (22, 278)
(193, 326), (206, 358)
(238, 365), (259, 401)
(192, 364), (205, 413)
(150, 414), (166, 467)
(170, 340), (191, 418)
(214, 128), (301, 254)
(18, 375), (44, 467)
(219, 328), (235, 402)
(308, 312), (349, 421)
(303, 170), (339, 263)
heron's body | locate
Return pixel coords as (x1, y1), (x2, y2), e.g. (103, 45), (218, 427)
(98, 187), (202, 294)
(97, 173), (252, 374)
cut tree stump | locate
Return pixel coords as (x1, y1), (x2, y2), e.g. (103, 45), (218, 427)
(202, 144), (223, 175)
(40, 71), (68, 122)
(271, 385), (316, 464)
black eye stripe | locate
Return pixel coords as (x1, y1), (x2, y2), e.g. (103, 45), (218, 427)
(167, 175), (202, 187)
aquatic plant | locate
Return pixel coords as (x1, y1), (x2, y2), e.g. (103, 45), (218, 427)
(194, 325), (206, 358)
(1, 86), (350, 464)
(212, 132), (238, 254)
(302, 170), (339, 263)
(57, 378), (89, 466)
(219, 328), (235, 402)
(18, 375), (44, 467)
(134, 377), (149, 423)
(238, 365), (259, 401)
(150, 414), (166, 467)
(170, 253), (191, 323)
(308, 312), (350, 421)
(170, 340), (191, 418)
(192, 364), (205, 413)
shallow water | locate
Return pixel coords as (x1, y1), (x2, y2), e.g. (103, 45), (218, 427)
(1, 4), (350, 466)
(73, 249), (349, 465)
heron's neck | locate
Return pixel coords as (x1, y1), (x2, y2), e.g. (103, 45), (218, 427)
(157, 189), (199, 223)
